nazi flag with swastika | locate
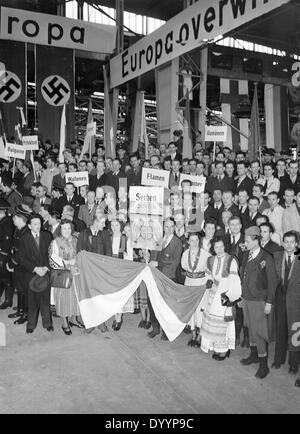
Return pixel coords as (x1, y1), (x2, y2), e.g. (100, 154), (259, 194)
(36, 45), (75, 145)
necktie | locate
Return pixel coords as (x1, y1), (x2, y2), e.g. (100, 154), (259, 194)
(34, 234), (40, 248)
(232, 235), (236, 245)
(248, 251), (253, 262)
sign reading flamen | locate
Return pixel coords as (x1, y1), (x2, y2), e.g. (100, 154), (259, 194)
(110, 0), (290, 88)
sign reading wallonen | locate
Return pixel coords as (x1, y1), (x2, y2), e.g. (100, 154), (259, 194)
(5, 143), (26, 160)
(66, 171), (89, 188)
(110, 0), (290, 88)
(205, 125), (228, 142)
(0, 7), (117, 53)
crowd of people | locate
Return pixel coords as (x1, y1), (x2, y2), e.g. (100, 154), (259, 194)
(0, 136), (300, 388)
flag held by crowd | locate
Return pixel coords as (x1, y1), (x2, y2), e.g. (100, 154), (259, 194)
(75, 251), (206, 342)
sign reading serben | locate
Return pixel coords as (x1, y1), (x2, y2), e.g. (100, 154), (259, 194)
(65, 171), (89, 188)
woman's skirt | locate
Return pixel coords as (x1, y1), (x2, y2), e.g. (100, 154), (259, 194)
(52, 284), (80, 318)
(134, 282), (148, 310)
(200, 286), (235, 353)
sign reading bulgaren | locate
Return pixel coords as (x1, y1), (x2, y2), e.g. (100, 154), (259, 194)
(65, 171), (89, 188)
(142, 168), (170, 189)
(110, 0), (289, 88)
(205, 125), (228, 142)
(0, 7), (117, 53)
(22, 135), (39, 150)
(5, 143), (26, 160)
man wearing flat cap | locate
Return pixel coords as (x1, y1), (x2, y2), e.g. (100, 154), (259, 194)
(0, 199), (14, 310)
(240, 226), (277, 379)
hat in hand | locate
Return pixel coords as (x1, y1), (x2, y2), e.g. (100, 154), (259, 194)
(29, 274), (50, 293)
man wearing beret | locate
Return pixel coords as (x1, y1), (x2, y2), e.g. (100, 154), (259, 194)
(240, 226), (277, 379)
(0, 199), (14, 310)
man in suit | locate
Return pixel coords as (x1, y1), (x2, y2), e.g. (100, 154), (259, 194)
(246, 196), (262, 228)
(89, 160), (107, 191)
(253, 184), (269, 214)
(212, 188), (223, 227)
(78, 190), (97, 228)
(273, 232), (300, 381)
(60, 183), (85, 219)
(228, 215), (247, 347)
(1, 179), (23, 214)
(0, 199), (14, 310)
(280, 160), (300, 197)
(169, 158), (182, 190)
(220, 190), (239, 224)
(203, 191), (218, 223)
(206, 161), (234, 195)
(168, 142), (182, 164)
(237, 189), (250, 229)
(106, 158), (126, 197)
(235, 162), (254, 197)
(240, 226), (277, 379)
(33, 183), (52, 214)
(52, 162), (67, 191)
(148, 219), (183, 340)
(17, 214), (53, 334)
(18, 162), (35, 198)
(126, 153), (142, 188)
(260, 223), (283, 256)
(77, 214), (112, 256)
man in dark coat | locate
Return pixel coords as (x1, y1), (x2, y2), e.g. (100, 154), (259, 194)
(17, 215), (53, 333)
(260, 223), (283, 256)
(148, 219), (183, 340)
(7, 205), (31, 324)
(126, 153), (142, 188)
(59, 183), (85, 219)
(106, 158), (126, 197)
(240, 226), (277, 379)
(0, 199), (14, 309)
(273, 232), (300, 379)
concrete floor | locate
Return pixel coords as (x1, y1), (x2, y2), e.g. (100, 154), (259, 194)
(0, 307), (299, 414)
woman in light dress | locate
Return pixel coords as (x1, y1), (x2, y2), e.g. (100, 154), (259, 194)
(181, 233), (211, 347)
(200, 237), (242, 361)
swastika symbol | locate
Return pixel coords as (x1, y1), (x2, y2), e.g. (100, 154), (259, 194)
(0, 70), (22, 103)
(41, 75), (70, 106)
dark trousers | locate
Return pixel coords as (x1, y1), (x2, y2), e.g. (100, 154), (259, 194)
(27, 287), (52, 330)
(0, 275), (13, 303)
(235, 306), (244, 337)
(14, 271), (28, 314)
(274, 298), (300, 368)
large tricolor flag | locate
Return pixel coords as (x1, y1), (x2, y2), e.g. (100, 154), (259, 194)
(74, 251), (207, 342)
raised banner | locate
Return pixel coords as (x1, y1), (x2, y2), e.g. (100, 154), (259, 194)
(22, 135), (39, 150)
(179, 174), (206, 194)
(0, 7), (116, 53)
(66, 171), (89, 188)
(87, 121), (97, 137)
(0, 40), (26, 138)
(142, 167), (170, 189)
(5, 143), (26, 160)
(205, 125), (228, 142)
(36, 45), (75, 145)
(110, 0), (290, 88)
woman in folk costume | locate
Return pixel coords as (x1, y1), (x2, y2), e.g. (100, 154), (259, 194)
(110, 219), (134, 331)
(181, 233), (211, 347)
(49, 219), (84, 336)
(200, 237), (242, 360)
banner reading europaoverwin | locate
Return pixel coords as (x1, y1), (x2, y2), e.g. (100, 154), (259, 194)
(110, 0), (290, 88)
